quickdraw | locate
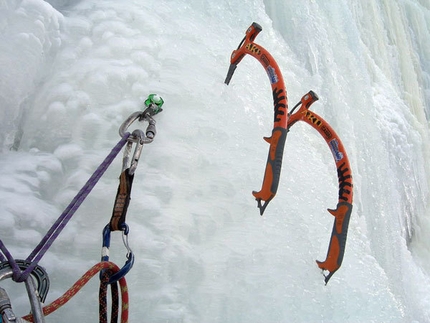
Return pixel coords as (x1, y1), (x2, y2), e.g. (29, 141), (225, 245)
(97, 99), (162, 321)
(100, 102), (161, 284)
(225, 23), (353, 284)
(110, 107), (159, 232)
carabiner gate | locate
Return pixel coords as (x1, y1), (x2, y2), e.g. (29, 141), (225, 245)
(101, 224), (134, 284)
(119, 112), (157, 175)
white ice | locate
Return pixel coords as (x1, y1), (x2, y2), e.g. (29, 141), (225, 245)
(1, 0), (430, 322)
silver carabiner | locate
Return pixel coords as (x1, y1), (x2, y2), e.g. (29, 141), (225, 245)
(0, 267), (45, 323)
(127, 129), (144, 175)
(119, 112), (157, 143)
(119, 112), (157, 175)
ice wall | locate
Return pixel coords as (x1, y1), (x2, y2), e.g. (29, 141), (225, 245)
(0, 0), (63, 150)
(264, 1), (430, 320)
(1, 0), (430, 322)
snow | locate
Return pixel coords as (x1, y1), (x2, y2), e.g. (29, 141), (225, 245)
(1, 0), (430, 322)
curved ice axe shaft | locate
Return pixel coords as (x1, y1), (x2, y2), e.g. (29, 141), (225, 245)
(225, 22), (289, 215)
(288, 91), (354, 283)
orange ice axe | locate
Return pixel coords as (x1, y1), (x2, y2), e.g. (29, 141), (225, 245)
(225, 22), (289, 215)
(287, 91), (353, 284)
(226, 24), (353, 284)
